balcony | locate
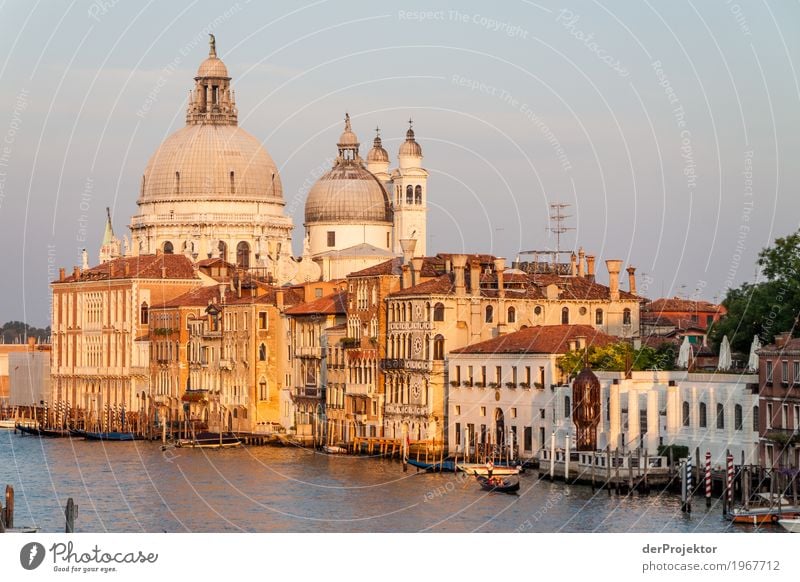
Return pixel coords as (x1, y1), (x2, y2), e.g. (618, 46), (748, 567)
(380, 358), (432, 372)
(293, 386), (321, 399)
(765, 428), (800, 445)
(296, 346), (324, 358)
(347, 383), (374, 396)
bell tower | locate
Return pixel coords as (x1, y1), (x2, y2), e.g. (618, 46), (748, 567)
(391, 119), (428, 257)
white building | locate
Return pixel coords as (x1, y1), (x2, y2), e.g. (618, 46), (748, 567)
(9, 349), (52, 408)
(129, 36), (294, 282)
(304, 116), (429, 280)
(448, 325), (760, 465)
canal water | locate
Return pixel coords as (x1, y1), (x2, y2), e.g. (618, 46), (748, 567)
(0, 430), (776, 533)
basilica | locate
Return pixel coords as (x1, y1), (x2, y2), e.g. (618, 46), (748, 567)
(115, 36), (427, 281)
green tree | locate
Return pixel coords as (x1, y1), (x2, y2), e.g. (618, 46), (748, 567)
(710, 230), (800, 353)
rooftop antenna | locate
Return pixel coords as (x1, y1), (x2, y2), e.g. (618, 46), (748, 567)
(547, 203), (574, 253)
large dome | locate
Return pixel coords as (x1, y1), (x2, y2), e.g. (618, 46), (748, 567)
(138, 124), (284, 204)
(304, 163), (392, 224)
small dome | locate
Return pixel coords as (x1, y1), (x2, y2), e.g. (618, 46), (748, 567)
(197, 56), (229, 78)
(399, 126), (422, 157)
(367, 132), (389, 163)
(573, 366), (600, 392)
(305, 163), (392, 224)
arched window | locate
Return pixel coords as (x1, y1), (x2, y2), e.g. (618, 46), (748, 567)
(433, 303), (445, 322)
(259, 343), (267, 361)
(259, 378), (268, 401)
(163, 241), (174, 254)
(175, 171), (180, 196)
(682, 401), (690, 427)
(414, 185), (422, 204)
(140, 302), (149, 324)
(753, 406), (759, 431)
(595, 309), (604, 325)
(699, 402), (707, 428)
(507, 306), (516, 323)
(561, 307), (569, 325)
(218, 241), (227, 262)
(564, 396), (571, 418)
(236, 241), (250, 269)
(716, 403), (725, 429)
(433, 335), (445, 361)
(623, 308), (632, 325)
(406, 185), (413, 204)
(485, 305), (494, 323)
(735, 404), (743, 430)
(229, 171), (235, 195)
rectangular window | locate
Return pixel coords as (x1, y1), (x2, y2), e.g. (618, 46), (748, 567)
(455, 365), (461, 384)
(524, 427), (532, 451)
(795, 361), (800, 385)
(782, 404), (789, 429)
(480, 424), (487, 444)
(480, 406), (486, 417)
(481, 366), (487, 385)
(511, 407), (517, 418)
(467, 424), (475, 448)
(539, 366), (545, 388)
(386, 232), (390, 248)
(525, 366), (531, 385)
(767, 403), (773, 430)
(782, 361), (789, 385)
(495, 366), (502, 384)
(539, 427), (545, 450)
(512, 366), (518, 385)
(794, 405), (800, 430)
(766, 361), (774, 384)
(455, 422), (461, 446)
(455, 405), (461, 416)
(327, 231), (336, 247)
(540, 408), (545, 419)
(372, 400), (377, 416)
(468, 366), (473, 382)
(258, 312), (267, 330)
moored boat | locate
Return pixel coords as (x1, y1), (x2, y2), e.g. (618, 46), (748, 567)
(15, 423), (71, 438)
(475, 474), (520, 493)
(406, 458), (458, 472)
(322, 445), (348, 455)
(176, 431), (242, 449)
(778, 518), (800, 533)
(458, 463), (522, 476)
(728, 506), (800, 525)
(70, 428), (141, 441)
(0, 419), (17, 429)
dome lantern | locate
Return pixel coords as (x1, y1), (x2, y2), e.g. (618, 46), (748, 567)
(187, 34), (237, 126)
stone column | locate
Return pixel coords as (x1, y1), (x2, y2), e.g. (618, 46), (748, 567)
(609, 381), (621, 450)
(666, 382), (680, 434)
(627, 386), (640, 450)
(647, 390), (659, 453)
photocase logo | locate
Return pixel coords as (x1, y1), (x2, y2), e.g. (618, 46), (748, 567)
(20, 542), (46, 570)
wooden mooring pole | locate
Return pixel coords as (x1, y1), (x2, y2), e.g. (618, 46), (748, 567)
(65, 498), (76, 533)
(4, 485), (13, 529)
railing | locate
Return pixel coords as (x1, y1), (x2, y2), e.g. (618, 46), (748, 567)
(296, 346), (324, 358)
(293, 386), (321, 398)
(347, 383), (373, 396)
(380, 359), (432, 372)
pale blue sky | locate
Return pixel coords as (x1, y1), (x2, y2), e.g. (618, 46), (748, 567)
(0, 0), (798, 326)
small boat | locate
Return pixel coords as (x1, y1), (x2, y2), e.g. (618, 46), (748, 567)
(475, 474), (520, 494)
(778, 518), (800, 533)
(70, 428), (141, 441)
(458, 463), (522, 476)
(322, 445), (348, 455)
(406, 458), (458, 472)
(15, 423), (71, 438)
(176, 431), (242, 449)
(728, 506), (800, 525)
(0, 419), (17, 430)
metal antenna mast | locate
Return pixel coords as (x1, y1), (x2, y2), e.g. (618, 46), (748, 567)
(548, 203), (574, 252)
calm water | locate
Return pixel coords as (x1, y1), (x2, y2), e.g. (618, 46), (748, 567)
(0, 430), (775, 533)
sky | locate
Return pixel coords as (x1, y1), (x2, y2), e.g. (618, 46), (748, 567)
(0, 0), (798, 327)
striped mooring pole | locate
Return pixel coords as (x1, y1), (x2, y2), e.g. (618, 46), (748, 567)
(726, 453), (735, 505)
(705, 451), (712, 507)
(685, 456), (693, 514)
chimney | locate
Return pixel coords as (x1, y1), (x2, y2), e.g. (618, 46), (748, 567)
(775, 332), (791, 348)
(59, 268), (65, 282)
(276, 289), (285, 311)
(570, 253), (577, 277)
(219, 283), (226, 304)
(578, 247), (585, 277)
(27, 336), (36, 351)
(109, 263), (115, 278)
(494, 258), (506, 298)
(401, 264), (412, 290)
(469, 260), (481, 296)
(586, 255), (596, 281)
(410, 257), (424, 287)
(606, 259), (623, 300)
(452, 254), (467, 296)
(399, 239), (416, 265)
(73, 266), (80, 279)
(445, 258), (452, 273)
(626, 265), (637, 295)
(161, 266), (167, 279)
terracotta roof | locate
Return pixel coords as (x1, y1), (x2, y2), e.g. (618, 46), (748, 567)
(758, 337), (800, 355)
(58, 254), (197, 283)
(285, 290), (347, 316)
(153, 285), (222, 308)
(451, 325), (618, 355)
(643, 297), (723, 314)
(348, 258), (403, 277)
(229, 286), (305, 307)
